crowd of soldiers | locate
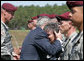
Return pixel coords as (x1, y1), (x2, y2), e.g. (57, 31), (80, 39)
(1, 1), (83, 60)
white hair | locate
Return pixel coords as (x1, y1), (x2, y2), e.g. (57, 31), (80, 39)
(36, 16), (51, 26)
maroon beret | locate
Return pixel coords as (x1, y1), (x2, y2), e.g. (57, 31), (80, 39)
(66, 1), (83, 9)
(28, 20), (34, 23)
(58, 12), (70, 20)
(38, 14), (50, 18)
(49, 14), (58, 19)
(2, 3), (17, 12)
(31, 16), (38, 20)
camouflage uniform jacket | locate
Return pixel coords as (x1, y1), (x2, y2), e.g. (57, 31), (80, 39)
(1, 21), (14, 59)
(70, 31), (83, 60)
(61, 31), (78, 60)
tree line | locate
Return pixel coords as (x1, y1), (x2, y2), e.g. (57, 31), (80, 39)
(8, 4), (70, 30)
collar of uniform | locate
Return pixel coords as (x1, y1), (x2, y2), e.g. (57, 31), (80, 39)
(78, 31), (83, 39)
(72, 31), (83, 44)
(68, 31), (78, 41)
(63, 31), (78, 47)
(80, 31), (83, 35)
(1, 20), (9, 30)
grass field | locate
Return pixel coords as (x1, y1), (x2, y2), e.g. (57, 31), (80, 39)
(9, 30), (30, 48)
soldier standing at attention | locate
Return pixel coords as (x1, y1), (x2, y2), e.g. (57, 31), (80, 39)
(1, 3), (17, 60)
(57, 12), (78, 60)
(66, 1), (83, 60)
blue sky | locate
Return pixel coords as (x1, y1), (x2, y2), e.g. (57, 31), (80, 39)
(1, 1), (66, 7)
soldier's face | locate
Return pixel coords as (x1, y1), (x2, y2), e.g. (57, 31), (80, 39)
(27, 22), (34, 30)
(59, 21), (71, 34)
(33, 19), (37, 26)
(4, 10), (14, 22)
(69, 6), (83, 27)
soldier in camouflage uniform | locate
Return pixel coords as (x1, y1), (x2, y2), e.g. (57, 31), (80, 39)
(1, 3), (17, 60)
(56, 12), (78, 60)
(66, 1), (83, 60)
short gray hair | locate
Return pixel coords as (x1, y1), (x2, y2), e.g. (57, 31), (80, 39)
(36, 16), (51, 26)
(43, 22), (59, 33)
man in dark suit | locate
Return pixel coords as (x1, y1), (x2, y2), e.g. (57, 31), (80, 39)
(20, 16), (62, 60)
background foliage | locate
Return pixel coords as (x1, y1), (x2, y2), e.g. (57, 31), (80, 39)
(8, 4), (70, 30)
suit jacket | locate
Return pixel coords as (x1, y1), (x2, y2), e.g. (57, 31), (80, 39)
(20, 26), (62, 60)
